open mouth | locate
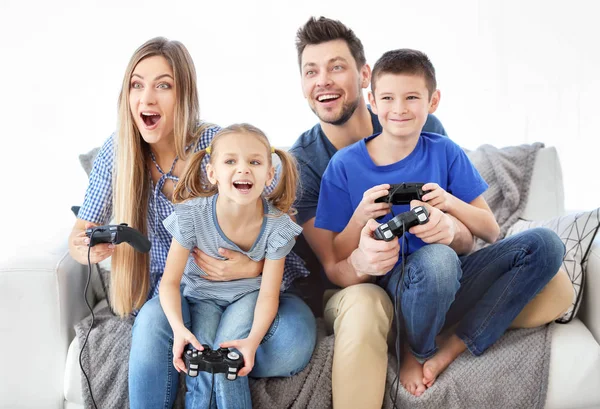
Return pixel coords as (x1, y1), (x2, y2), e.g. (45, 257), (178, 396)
(141, 112), (161, 127)
(317, 94), (341, 104)
(233, 181), (253, 192)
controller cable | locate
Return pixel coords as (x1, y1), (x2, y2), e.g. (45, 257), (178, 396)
(80, 229), (100, 409)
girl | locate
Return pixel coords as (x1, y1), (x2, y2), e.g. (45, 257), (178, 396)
(159, 123), (313, 408)
(69, 37), (316, 409)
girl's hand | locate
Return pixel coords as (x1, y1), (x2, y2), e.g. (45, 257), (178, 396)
(192, 248), (263, 281)
(350, 184), (392, 227)
(219, 338), (260, 377)
(422, 183), (455, 212)
(172, 326), (203, 373)
(71, 222), (115, 263)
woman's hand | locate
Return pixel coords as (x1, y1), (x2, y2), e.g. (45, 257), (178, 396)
(70, 222), (115, 264)
(219, 337), (260, 377)
(350, 184), (392, 228)
(172, 325), (203, 373)
(192, 248), (264, 281)
(422, 183), (455, 213)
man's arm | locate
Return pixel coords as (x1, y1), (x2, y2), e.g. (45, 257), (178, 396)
(302, 217), (399, 288)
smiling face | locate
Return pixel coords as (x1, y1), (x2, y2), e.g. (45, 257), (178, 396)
(300, 39), (369, 126)
(128, 55), (176, 145)
(369, 73), (440, 141)
(205, 132), (275, 206)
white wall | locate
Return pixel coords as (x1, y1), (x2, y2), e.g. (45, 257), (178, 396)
(1, 0), (598, 250)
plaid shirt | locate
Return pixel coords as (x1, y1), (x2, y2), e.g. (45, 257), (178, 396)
(78, 124), (309, 300)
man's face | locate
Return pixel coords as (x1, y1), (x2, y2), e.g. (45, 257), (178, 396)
(300, 39), (369, 126)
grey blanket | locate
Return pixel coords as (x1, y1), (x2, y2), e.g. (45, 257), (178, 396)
(75, 143), (550, 409)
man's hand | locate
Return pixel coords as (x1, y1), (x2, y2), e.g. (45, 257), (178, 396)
(350, 219), (400, 277)
(409, 200), (456, 245)
(422, 183), (455, 212)
(350, 184), (392, 228)
(192, 248), (263, 281)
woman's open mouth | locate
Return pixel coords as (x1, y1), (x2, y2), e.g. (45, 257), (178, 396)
(140, 112), (161, 130)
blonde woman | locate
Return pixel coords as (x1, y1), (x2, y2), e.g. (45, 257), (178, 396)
(68, 37), (315, 408)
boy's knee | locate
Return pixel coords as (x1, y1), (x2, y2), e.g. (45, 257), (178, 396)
(408, 245), (461, 290)
(523, 227), (565, 266)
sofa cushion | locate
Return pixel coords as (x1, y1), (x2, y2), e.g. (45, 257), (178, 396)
(521, 147), (565, 221)
(546, 319), (600, 409)
(507, 208), (600, 322)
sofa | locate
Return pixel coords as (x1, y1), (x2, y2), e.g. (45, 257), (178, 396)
(1, 146), (599, 409)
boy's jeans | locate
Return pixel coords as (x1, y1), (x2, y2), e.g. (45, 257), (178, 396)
(379, 227), (565, 359)
(129, 291), (316, 409)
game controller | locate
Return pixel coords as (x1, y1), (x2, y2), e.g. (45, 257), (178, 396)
(184, 345), (245, 381)
(375, 183), (430, 205)
(374, 206), (430, 241)
(85, 223), (151, 253)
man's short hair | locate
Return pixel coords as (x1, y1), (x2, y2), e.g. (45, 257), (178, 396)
(371, 49), (437, 98)
(295, 16), (366, 69)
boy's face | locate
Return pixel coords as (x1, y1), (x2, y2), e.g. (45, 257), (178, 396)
(300, 39), (370, 126)
(369, 73), (440, 140)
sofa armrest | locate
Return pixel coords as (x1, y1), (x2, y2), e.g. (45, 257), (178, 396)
(0, 228), (95, 409)
(579, 235), (600, 344)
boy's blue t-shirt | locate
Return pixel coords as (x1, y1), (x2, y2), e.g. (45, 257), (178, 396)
(315, 132), (488, 257)
(290, 108), (446, 226)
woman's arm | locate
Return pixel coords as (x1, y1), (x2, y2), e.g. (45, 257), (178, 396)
(69, 218), (114, 265)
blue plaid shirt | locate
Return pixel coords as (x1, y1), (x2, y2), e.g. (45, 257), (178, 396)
(78, 124), (309, 300)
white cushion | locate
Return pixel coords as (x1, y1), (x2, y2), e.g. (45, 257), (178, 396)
(522, 147), (565, 221)
(546, 318), (600, 409)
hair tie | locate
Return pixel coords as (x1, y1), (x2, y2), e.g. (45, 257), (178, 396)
(206, 146), (212, 155)
(271, 146), (275, 154)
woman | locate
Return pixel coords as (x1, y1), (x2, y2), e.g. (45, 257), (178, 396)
(68, 37), (316, 408)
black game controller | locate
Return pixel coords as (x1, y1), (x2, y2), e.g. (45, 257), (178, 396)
(85, 223), (151, 253)
(184, 345), (245, 381)
(375, 183), (430, 205)
(374, 206), (430, 241)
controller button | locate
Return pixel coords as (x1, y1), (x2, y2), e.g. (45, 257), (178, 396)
(227, 373), (236, 380)
(227, 352), (240, 360)
(384, 230), (393, 240)
(186, 350), (192, 355)
(189, 370), (198, 377)
(418, 214), (427, 222)
(192, 353), (198, 358)
(228, 367), (236, 373)
(190, 364), (198, 369)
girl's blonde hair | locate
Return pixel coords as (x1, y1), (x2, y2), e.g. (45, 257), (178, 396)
(112, 37), (211, 317)
(173, 123), (299, 215)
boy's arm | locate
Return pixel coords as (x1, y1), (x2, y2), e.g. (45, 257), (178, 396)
(446, 195), (499, 244)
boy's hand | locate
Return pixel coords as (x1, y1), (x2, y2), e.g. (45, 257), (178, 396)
(172, 326), (203, 373)
(409, 201), (455, 245)
(351, 219), (400, 277)
(350, 184), (392, 227)
(422, 183), (455, 212)
(219, 338), (260, 377)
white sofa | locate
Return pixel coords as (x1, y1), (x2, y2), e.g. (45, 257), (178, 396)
(1, 147), (599, 409)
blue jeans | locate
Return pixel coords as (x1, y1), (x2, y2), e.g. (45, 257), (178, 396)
(379, 227), (565, 359)
(129, 291), (316, 409)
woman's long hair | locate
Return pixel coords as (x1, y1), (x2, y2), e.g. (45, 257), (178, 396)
(112, 37), (210, 317)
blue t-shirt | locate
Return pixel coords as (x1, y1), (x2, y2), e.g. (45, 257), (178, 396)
(290, 109), (446, 227)
(315, 132), (488, 257)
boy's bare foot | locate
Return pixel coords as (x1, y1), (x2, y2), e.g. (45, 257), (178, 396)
(422, 334), (466, 388)
(399, 347), (427, 397)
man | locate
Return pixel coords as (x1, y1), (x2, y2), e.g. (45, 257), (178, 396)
(289, 16), (474, 408)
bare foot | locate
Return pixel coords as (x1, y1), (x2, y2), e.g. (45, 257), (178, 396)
(422, 334), (466, 388)
(399, 347), (427, 397)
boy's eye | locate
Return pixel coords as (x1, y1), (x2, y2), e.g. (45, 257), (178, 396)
(407, 96), (419, 100)
(381, 96), (393, 101)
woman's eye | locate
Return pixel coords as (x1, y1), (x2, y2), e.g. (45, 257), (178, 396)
(157, 83), (171, 89)
(131, 82), (142, 89)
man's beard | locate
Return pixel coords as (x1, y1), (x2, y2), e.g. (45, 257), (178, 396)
(312, 96), (360, 126)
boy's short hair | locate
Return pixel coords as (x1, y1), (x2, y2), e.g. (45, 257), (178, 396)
(371, 49), (437, 98)
(295, 16), (366, 69)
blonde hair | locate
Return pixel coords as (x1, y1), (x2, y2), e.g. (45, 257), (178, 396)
(112, 37), (211, 317)
(173, 123), (299, 215)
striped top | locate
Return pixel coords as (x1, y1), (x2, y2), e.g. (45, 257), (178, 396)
(163, 194), (305, 303)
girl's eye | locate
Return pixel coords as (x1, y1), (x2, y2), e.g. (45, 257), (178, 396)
(225, 159), (235, 165)
(250, 160), (261, 165)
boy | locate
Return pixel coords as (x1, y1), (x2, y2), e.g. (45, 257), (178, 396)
(315, 49), (564, 396)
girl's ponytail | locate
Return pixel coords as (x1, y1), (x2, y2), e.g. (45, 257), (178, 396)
(268, 148), (299, 215)
(173, 149), (217, 203)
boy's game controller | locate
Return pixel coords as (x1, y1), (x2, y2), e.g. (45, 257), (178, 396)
(375, 182), (430, 205)
(85, 223), (151, 253)
(184, 345), (245, 381)
(374, 206), (429, 241)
